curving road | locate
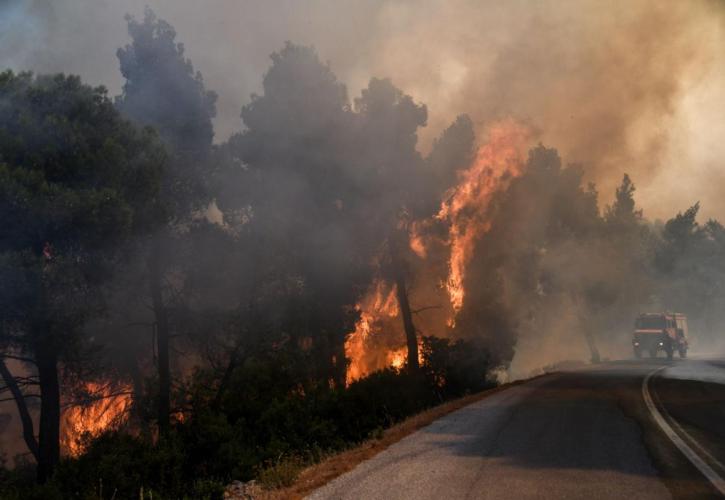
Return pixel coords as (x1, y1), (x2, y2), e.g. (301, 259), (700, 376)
(309, 358), (725, 499)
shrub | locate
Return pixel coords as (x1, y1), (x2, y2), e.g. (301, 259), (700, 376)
(0, 335), (498, 498)
(256, 456), (305, 489)
(52, 433), (185, 499)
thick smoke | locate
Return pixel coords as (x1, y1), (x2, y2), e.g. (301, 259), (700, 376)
(2, 1), (724, 219)
(345, 0), (725, 221)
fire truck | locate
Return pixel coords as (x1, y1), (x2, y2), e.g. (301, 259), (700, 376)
(632, 312), (688, 359)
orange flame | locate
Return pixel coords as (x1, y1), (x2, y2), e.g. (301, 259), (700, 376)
(61, 382), (133, 456)
(409, 221), (427, 258)
(345, 280), (400, 385)
(388, 348), (407, 370)
(438, 120), (530, 321)
(387, 342), (424, 370)
(344, 120), (530, 384)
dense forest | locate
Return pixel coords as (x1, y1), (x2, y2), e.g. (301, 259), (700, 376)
(1, 9), (724, 499)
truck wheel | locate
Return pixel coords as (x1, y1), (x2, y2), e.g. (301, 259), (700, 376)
(634, 348), (642, 359)
(678, 347), (687, 358)
(666, 346), (674, 360)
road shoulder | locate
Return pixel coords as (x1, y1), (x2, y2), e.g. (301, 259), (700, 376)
(645, 373), (725, 497)
(626, 367), (724, 499)
(259, 375), (549, 499)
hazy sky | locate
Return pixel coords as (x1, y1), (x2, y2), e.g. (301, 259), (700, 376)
(2, 0), (723, 220)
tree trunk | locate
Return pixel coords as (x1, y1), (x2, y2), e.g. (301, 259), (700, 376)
(0, 358), (39, 462)
(128, 357), (151, 437)
(148, 241), (170, 437)
(211, 343), (242, 411)
(389, 232), (419, 371)
(35, 343), (60, 483)
(571, 294), (600, 364)
(333, 333), (348, 387)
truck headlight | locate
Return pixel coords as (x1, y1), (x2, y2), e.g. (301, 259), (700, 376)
(659, 342), (664, 346)
(634, 342), (640, 346)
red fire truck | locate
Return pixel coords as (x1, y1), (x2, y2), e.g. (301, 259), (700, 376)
(632, 312), (688, 360)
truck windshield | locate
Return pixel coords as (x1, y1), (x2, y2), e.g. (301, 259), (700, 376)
(636, 316), (665, 329)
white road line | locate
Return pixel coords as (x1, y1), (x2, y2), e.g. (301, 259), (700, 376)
(651, 384), (725, 476)
(642, 366), (725, 496)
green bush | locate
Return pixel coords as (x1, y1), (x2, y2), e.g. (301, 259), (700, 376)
(52, 433), (185, 499)
(421, 336), (497, 398)
(0, 336), (497, 498)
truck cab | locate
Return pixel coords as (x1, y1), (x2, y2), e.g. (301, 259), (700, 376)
(633, 312), (688, 360)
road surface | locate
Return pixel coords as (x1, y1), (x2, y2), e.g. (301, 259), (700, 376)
(309, 358), (725, 499)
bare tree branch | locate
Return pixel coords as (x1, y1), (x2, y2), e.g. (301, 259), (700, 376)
(0, 358), (39, 460)
(0, 353), (36, 364)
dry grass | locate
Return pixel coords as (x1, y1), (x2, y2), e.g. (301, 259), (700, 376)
(259, 377), (537, 499)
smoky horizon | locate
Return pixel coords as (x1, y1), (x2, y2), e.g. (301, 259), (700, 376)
(2, 1), (724, 220)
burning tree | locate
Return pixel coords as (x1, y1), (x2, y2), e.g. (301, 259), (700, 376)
(344, 118), (529, 382)
(0, 71), (164, 482)
(60, 381), (133, 457)
(350, 78), (431, 375)
(216, 43), (374, 388)
(114, 8), (217, 437)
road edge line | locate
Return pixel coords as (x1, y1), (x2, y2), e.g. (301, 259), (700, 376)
(642, 366), (725, 496)
(650, 379), (725, 475)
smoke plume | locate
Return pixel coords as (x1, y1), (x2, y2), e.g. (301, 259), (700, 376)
(2, 1), (723, 219)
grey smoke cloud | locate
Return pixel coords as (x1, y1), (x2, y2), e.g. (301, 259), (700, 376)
(1, 1), (723, 217)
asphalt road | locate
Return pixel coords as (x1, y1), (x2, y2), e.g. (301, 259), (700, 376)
(309, 358), (725, 499)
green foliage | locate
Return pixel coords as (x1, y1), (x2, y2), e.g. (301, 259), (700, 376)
(117, 8), (217, 164)
(219, 42), (379, 387)
(0, 336), (493, 497)
(605, 173), (642, 227)
(0, 71), (164, 248)
(421, 336), (495, 398)
(0, 69), (166, 481)
(653, 203), (725, 335)
(0, 70), (165, 343)
(0, 433), (225, 499)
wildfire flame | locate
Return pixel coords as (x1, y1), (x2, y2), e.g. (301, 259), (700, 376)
(344, 120), (530, 384)
(60, 382), (133, 456)
(408, 221), (427, 259)
(438, 120), (530, 319)
(387, 344), (424, 370)
(345, 281), (400, 385)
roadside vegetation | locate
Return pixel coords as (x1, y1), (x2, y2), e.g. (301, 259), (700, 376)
(1, 337), (495, 499)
